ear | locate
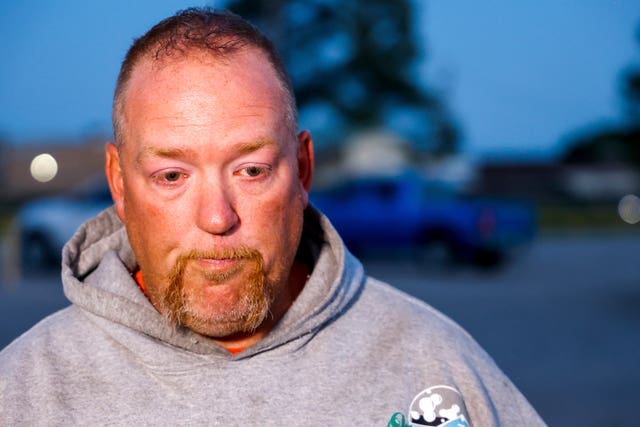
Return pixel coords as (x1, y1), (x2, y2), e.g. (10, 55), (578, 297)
(105, 142), (126, 221)
(296, 130), (314, 204)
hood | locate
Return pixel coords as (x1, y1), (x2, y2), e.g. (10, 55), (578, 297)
(61, 206), (365, 357)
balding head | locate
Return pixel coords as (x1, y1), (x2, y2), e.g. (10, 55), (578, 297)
(112, 8), (297, 146)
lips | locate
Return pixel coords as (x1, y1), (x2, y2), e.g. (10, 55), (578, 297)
(195, 257), (241, 270)
(173, 247), (263, 283)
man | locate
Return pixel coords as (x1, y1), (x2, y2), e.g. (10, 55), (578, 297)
(0, 8), (545, 426)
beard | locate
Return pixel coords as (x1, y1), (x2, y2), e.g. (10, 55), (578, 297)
(161, 247), (273, 338)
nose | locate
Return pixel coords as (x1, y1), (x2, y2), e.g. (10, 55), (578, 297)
(195, 181), (239, 235)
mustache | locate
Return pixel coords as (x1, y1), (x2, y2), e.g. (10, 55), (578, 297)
(179, 247), (262, 261)
(168, 246), (263, 285)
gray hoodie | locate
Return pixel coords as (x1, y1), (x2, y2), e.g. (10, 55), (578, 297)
(0, 207), (546, 426)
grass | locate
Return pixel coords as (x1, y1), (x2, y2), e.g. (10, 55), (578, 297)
(0, 212), (12, 235)
(0, 205), (19, 237)
(537, 203), (635, 231)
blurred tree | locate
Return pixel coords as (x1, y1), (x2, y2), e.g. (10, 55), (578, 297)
(562, 23), (640, 167)
(563, 128), (640, 166)
(226, 0), (459, 155)
(621, 25), (640, 126)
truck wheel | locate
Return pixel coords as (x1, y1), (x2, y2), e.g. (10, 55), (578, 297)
(473, 248), (504, 268)
(417, 229), (458, 267)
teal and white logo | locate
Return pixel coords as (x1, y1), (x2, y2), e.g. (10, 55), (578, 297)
(388, 385), (472, 427)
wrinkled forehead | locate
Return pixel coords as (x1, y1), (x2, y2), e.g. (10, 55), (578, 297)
(122, 48), (291, 128)
(117, 48), (296, 154)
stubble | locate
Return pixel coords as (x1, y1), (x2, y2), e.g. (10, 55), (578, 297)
(162, 247), (273, 337)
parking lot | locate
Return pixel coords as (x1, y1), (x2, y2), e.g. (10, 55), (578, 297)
(1, 231), (639, 426)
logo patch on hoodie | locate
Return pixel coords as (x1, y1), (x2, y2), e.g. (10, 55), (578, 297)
(387, 385), (472, 427)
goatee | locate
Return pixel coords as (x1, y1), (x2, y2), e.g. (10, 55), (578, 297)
(162, 247), (272, 337)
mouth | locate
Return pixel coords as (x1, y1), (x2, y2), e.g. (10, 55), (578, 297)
(191, 257), (245, 284)
(174, 247), (262, 284)
(195, 257), (243, 272)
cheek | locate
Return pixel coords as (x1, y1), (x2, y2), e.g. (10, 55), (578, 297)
(124, 178), (188, 231)
(123, 189), (183, 264)
(244, 186), (305, 252)
(124, 191), (161, 236)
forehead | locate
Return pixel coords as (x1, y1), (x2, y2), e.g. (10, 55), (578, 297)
(119, 48), (289, 146)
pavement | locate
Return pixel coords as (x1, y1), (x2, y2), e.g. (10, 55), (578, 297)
(365, 231), (640, 425)
(1, 231), (639, 426)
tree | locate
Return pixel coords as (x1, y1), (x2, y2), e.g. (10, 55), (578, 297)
(226, 0), (458, 155)
(562, 128), (640, 166)
(562, 22), (640, 167)
(621, 25), (640, 126)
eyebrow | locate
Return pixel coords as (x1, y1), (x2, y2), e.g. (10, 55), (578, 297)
(136, 138), (278, 164)
(235, 138), (278, 154)
(136, 146), (195, 165)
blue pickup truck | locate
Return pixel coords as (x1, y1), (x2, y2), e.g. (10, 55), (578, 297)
(311, 173), (536, 267)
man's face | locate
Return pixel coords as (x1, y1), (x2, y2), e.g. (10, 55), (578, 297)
(106, 48), (313, 340)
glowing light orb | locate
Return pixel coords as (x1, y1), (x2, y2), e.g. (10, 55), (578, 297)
(618, 194), (640, 225)
(30, 153), (58, 183)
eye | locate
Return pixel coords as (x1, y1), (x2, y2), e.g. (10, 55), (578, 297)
(244, 166), (263, 177)
(163, 171), (182, 182)
(151, 170), (188, 186)
(237, 165), (271, 178)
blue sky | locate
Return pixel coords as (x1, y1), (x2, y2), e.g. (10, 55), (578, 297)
(1, 1), (639, 161)
(422, 1), (640, 159)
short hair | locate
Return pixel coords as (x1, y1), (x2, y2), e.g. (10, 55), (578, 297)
(112, 8), (298, 146)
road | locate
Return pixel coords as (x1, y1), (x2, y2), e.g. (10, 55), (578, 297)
(1, 231), (639, 426)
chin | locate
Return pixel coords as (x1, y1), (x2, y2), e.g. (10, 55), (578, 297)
(179, 296), (270, 338)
